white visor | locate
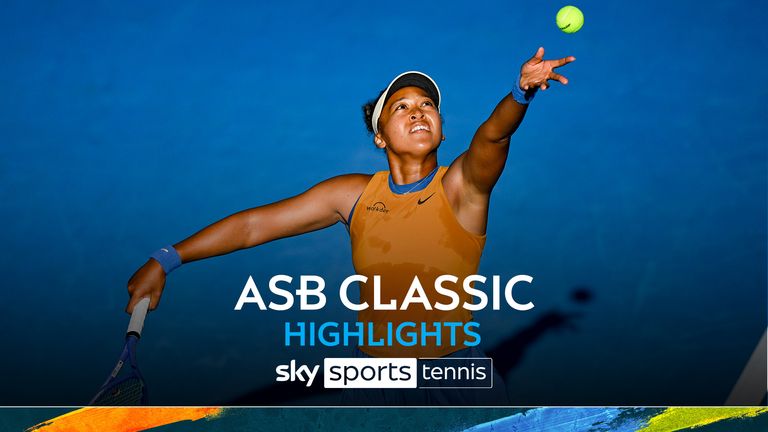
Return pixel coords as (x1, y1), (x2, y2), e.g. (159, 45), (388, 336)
(371, 71), (441, 135)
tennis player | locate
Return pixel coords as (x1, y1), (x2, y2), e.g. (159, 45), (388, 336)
(126, 47), (574, 405)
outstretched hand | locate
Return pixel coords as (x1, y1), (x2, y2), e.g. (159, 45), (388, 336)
(519, 47), (575, 91)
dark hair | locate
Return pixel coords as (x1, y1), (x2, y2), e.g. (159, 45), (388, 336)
(362, 90), (385, 136)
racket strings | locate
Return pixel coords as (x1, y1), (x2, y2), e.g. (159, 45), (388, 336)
(91, 377), (146, 406)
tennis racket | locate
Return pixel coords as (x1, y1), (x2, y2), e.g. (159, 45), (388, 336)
(89, 297), (150, 405)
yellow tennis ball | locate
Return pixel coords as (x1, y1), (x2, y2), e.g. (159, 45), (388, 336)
(556, 5), (584, 34)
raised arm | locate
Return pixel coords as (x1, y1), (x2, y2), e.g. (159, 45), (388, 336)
(443, 47), (574, 234)
(125, 174), (369, 313)
(456, 47), (574, 193)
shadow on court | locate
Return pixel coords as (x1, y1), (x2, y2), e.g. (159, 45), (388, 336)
(487, 286), (593, 377)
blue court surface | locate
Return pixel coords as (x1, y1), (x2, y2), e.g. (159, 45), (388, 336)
(0, 0), (765, 406)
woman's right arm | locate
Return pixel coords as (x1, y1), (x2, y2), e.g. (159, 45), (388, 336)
(126, 174), (370, 313)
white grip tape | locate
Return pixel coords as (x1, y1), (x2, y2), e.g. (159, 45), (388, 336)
(127, 297), (150, 336)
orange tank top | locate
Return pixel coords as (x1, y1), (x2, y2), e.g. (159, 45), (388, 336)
(349, 166), (486, 357)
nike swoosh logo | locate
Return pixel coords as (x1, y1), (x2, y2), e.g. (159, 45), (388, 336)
(417, 193), (435, 205)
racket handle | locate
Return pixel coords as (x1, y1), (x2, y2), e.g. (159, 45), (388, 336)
(127, 297), (151, 337)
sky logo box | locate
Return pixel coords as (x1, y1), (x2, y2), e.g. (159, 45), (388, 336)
(323, 357), (492, 389)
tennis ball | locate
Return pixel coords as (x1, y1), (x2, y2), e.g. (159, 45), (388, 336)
(556, 5), (584, 34)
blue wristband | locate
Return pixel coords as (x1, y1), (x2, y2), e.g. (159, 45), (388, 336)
(510, 73), (536, 105)
(150, 245), (182, 274)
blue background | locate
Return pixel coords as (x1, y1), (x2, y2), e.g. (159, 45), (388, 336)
(1, 0), (765, 405)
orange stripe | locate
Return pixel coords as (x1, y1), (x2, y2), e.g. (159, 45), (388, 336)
(26, 407), (223, 432)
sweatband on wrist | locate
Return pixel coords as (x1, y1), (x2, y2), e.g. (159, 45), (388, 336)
(511, 73), (536, 105)
(150, 245), (182, 274)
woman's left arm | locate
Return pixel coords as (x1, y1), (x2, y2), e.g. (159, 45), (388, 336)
(450, 47), (575, 195)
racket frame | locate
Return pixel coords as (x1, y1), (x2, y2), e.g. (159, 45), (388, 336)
(89, 298), (150, 405)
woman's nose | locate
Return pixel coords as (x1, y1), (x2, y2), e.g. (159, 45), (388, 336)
(410, 109), (424, 120)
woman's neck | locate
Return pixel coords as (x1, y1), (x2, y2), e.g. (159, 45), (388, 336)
(387, 154), (439, 185)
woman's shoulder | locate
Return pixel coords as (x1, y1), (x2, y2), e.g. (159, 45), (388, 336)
(317, 173), (375, 197)
(328, 173), (375, 186)
(315, 174), (375, 223)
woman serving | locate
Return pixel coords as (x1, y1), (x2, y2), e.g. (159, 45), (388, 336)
(126, 47), (574, 403)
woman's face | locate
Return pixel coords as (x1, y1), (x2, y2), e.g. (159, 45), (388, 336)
(376, 86), (443, 157)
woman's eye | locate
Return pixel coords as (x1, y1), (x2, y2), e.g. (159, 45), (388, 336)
(422, 101), (433, 107)
(396, 104), (407, 110)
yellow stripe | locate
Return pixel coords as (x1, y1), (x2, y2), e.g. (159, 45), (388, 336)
(638, 407), (767, 432)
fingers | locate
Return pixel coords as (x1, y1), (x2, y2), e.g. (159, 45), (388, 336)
(537, 75), (568, 90)
(126, 277), (139, 313)
(549, 71), (569, 85)
(520, 77), (532, 91)
(126, 290), (161, 314)
(148, 293), (161, 311)
(520, 48), (573, 91)
(522, 76), (568, 91)
(527, 46), (545, 65)
(540, 73), (569, 89)
(125, 259), (165, 314)
(552, 55), (576, 68)
(126, 285), (150, 314)
(126, 292), (141, 314)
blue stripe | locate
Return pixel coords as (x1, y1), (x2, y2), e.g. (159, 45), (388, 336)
(388, 167), (439, 195)
(347, 168), (439, 227)
(463, 408), (649, 432)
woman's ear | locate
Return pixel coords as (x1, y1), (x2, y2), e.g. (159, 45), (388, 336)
(374, 134), (387, 149)
(442, 135), (446, 141)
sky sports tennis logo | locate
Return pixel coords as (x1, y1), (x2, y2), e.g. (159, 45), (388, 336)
(275, 357), (493, 389)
